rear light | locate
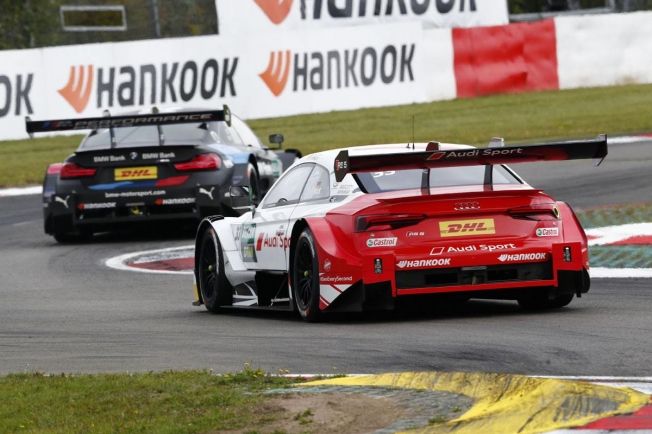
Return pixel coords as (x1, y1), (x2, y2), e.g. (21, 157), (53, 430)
(174, 153), (221, 172)
(508, 203), (560, 221)
(60, 162), (96, 179)
(356, 213), (426, 232)
(46, 163), (64, 175)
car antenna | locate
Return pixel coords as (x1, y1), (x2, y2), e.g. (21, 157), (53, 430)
(412, 115), (415, 149)
(406, 115), (415, 150)
(104, 109), (116, 148)
(152, 106), (164, 146)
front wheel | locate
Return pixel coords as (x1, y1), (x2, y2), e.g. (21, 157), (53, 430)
(291, 228), (321, 322)
(197, 227), (232, 312)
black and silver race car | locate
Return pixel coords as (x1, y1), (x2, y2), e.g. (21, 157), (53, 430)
(27, 106), (300, 242)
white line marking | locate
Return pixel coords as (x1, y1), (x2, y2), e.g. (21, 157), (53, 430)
(0, 186), (42, 197)
(590, 267), (652, 279)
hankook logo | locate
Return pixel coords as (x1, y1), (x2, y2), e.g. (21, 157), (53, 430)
(255, 0), (294, 24)
(58, 65), (94, 113)
(259, 44), (415, 96)
(253, 0), (478, 25)
(57, 59), (238, 113)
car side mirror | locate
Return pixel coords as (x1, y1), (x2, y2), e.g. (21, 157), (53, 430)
(229, 185), (256, 217)
(268, 133), (284, 149)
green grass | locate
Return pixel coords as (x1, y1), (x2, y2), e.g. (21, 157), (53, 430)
(3, 83), (652, 188)
(0, 369), (294, 434)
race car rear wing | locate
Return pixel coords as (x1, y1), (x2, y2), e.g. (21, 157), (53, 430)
(25, 105), (232, 135)
(334, 135), (608, 182)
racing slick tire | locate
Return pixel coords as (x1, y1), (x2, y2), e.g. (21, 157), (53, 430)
(198, 227), (233, 312)
(517, 289), (573, 310)
(247, 163), (261, 206)
(291, 227), (322, 322)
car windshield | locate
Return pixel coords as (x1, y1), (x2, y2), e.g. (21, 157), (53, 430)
(79, 122), (236, 150)
(356, 165), (521, 193)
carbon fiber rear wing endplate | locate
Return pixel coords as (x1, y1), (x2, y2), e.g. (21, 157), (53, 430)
(334, 135), (608, 182)
(25, 105), (232, 135)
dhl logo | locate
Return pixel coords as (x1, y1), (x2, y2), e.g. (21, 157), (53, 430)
(439, 219), (495, 238)
(114, 166), (158, 181)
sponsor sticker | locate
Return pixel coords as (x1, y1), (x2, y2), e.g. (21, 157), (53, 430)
(323, 259), (332, 272)
(94, 155), (126, 163)
(104, 190), (165, 198)
(240, 224), (257, 263)
(442, 243), (517, 253)
(397, 258), (451, 269)
(256, 233), (290, 251)
(366, 237), (397, 248)
(142, 152), (175, 160)
(439, 219), (495, 238)
(407, 231), (425, 237)
(115, 166), (158, 181)
(319, 275), (353, 284)
(498, 252), (548, 262)
(155, 197), (195, 205)
(536, 227), (559, 237)
(80, 202), (116, 209)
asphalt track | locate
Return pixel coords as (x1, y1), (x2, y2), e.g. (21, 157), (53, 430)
(0, 140), (650, 376)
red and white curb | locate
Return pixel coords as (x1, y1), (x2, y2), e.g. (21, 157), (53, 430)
(105, 245), (194, 275)
(586, 223), (652, 279)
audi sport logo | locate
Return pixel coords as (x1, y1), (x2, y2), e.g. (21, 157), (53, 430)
(397, 258), (451, 269)
(498, 253), (548, 262)
(454, 201), (480, 211)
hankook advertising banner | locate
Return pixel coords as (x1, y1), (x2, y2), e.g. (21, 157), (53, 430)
(215, 0), (509, 33)
(0, 23), (454, 140)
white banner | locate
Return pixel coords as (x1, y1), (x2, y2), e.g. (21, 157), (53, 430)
(556, 11), (652, 90)
(0, 23), (455, 140)
(216, 0), (509, 35)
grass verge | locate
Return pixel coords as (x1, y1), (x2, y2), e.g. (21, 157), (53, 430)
(2, 83), (652, 187)
(0, 368), (294, 434)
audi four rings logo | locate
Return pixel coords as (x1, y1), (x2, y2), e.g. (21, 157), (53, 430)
(454, 201), (480, 211)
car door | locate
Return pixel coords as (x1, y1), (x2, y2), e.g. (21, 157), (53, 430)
(242, 163), (315, 271)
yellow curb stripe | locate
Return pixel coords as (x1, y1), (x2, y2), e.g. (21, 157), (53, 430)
(302, 372), (649, 434)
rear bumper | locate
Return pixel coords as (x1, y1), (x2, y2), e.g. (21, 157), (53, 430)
(320, 242), (589, 312)
(43, 183), (230, 233)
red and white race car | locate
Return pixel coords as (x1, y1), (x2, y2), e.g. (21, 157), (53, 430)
(192, 136), (607, 321)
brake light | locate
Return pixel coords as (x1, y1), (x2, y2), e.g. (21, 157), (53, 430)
(174, 153), (221, 172)
(356, 214), (426, 232)
(47, 163), (64, 175)
(508, 204), (560, 221)
(60, 162), (96, 179)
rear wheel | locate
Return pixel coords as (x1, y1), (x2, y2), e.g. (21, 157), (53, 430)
(291, 228), (321, 322)
(198, 227), (232, 312)
(517, 289), (573, 310)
